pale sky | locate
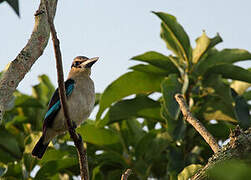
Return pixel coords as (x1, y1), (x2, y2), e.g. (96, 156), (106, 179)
(1, 0), (251, 95)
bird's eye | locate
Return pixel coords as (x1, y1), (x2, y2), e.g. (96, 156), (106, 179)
(74, 61), (81, 67)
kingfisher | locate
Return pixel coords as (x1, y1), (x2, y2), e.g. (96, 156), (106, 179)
(32, 56), (98, 159)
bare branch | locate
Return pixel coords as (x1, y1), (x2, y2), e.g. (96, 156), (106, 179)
(44, 1), (89, 179)
(175, 94), (220, 153)
(121, 169), (133, 180)
(0, 0), (58, 122)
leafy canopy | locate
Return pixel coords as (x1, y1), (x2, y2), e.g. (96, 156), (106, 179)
(0, 12), (251, 179)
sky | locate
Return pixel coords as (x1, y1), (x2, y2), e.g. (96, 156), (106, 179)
(0, 0), (251, 95)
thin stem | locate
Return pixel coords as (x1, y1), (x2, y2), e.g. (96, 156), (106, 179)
(44, 1), (89, 179)
(175, 94), (220, 153)
(121, 169), (133, 180)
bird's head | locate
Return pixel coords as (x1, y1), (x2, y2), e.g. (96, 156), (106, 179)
(68, 56), (99, 78)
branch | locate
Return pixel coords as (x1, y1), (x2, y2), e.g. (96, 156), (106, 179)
(121, 169), (133, 180)
(192, 127), (251, 180)
(0, 0), (58, 122)
(175, 94), (220, 153)
(44, 1), (89, 179)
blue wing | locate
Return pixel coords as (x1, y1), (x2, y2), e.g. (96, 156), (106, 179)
(43, 79), (75, 130)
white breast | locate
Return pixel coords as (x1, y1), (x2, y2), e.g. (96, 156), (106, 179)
(52, 76), (95, 132)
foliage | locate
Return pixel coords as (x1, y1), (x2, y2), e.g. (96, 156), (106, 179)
(0, 0), (19, 16)
(0, 12), (251, 179)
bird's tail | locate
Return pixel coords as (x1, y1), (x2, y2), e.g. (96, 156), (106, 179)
(32, 135), (49, 159)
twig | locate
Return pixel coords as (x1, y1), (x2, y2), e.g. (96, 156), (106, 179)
(175, 94), (220, 153)
(44, 1), (89, 179)
(0, 0), (57, 122)
(121, 169), (133, 180)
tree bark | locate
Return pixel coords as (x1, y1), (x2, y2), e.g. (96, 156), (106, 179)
(0, 0), (58, 122)
(192, 126), (251, 180)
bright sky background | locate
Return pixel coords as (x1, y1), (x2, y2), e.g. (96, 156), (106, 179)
(1, 0), (251, 95)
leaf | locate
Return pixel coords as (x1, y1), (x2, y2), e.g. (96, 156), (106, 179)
(0, 127), (22, 163)
(14, 93), (44, 108)
(200, 96), (237, 122)
(129, 64), (170, 76)
(231, 90), (251, 129)
(193, 32), (222, 64)
(153, 12), (192, 62)
(208, 64), (251, 83)
(203, 74), (234, 109)
(96, 71), (163, 119)
(32, 74), (55, 105)
(243, 90), (251, 100)
(23, 153), (38, 173)
(161, 74), (182, 120)
(77, 123), (120, 145)
(95, 93), (101, 106)
(1, 0), (20, 16)
(35, 158), (78, 179)
(231, 80), (251, 95)
(178, 164), (203, 180)
(2, 162), (22, 178)
(135, 131), (170, 163)
(208, 160), (251, 180)
(206, 121), (233, 139)
(98, 95), (163, 126)
(131, 51), (178, 72)
(195, 49), (251, 76)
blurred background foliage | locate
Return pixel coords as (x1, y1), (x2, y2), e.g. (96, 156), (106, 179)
(0, 12), (251, 180)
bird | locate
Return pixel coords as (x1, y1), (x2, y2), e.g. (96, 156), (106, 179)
(32, 56), (98, 159)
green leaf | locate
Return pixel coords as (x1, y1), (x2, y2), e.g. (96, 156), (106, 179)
(2, 162), (22, 178)
(129, 64), (170, 76)
(208, 64), (251, 83)
(23, 153), (38, 173)
(0, 127), (22, 163)
(96, 71), (163, 119)
(153, 12), (192, 62)
(98, 95), (163, 126)
(14, 93), (44, 108)
(161, 74), (182, 120)
(200, 96), (237, 122)
(32, 74), (55, 105)
(203, 74), (234, 109)
(206, 121), (233, 139)
(135, 131), (170, 163)
(95, 93), (101, 106)
(77, 123), (120, 145)
(1, 0), (20, 16)
(195, 49), (251, 76)
(39, 148), (73, 166)
(178, 164), (203, 180)
(35, 158), (78, 179)
(131, 51), (179, 72)
(193, 32), (222, 64)
(243, 90), (251, 100)
(208, 160), (251, 180)
(231, 90), (251, 129)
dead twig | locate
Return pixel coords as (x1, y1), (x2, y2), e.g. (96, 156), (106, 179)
(175, 94), (220, 153)
(44, 1), (89, 179)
